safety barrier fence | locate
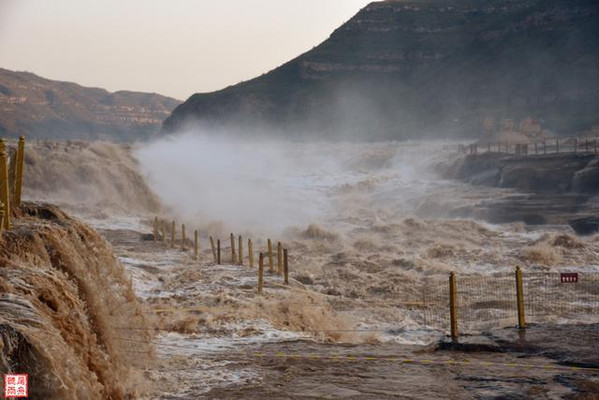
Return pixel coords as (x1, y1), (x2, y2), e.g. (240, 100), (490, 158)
(422, 268), (599, 340)
(445, 136), (599, 156)
(151, 217), (291, 293)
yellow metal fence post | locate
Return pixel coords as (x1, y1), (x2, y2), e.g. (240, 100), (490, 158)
(277, 241), (282, 275)
(14, 136), (25, 208)
(153, 217), (158, 242)
(238, 235), (243, 265)
(194, 230), (198, 259)
(230, 233), (235, 263)
(210, 236), (217, 262)
(217, 239), (221, 265)
(449, 272), (458, 342)
(248, 239), (254, 267)
(258, 252), (264, 294)
(284, 249), (289, 285)
(267, 239), (273, 273)
(0, 144), (11, 230)
(515, 266), (526, 329)
(170, 221), (175, 248)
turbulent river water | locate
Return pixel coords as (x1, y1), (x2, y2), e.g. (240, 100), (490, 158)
(24, 139), (599, 398)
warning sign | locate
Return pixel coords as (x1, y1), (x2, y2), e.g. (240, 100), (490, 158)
(560, 273), (578, 283)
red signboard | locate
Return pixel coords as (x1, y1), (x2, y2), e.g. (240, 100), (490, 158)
(560, 273), (578, 283)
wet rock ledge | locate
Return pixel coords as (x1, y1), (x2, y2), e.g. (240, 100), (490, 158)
(437, 153), (599, 225)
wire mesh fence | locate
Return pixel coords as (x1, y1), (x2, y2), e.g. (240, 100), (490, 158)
(421, 270), (599, 336)
(524, 272), (599, 325)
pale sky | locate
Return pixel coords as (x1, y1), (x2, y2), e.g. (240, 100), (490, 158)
(0, 0), (373, 100)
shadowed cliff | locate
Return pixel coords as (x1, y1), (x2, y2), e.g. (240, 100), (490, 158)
(164, 0), (599, 140)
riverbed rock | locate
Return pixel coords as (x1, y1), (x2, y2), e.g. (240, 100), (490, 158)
(569, 216), (599, 236)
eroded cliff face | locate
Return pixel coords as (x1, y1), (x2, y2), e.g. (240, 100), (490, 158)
(165, 0), (599, 139)
(0, 203), (152, 399)
(0, 68), (181, 141)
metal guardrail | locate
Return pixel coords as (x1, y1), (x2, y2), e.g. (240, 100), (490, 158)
(445, 136), (599, 156)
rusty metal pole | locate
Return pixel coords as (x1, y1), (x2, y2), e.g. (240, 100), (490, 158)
(0, 145), (11, 230)
(161, 220), (166, 243)
(181, 224), (186, 251)
(194, 230), (198, 259)
(13, 136), (25, 208)
(284, 249), (289, 285)
(449, 272), (458, 342)
(258, 252), (264, 294)
(248, 239), (254, 267)
(515, 266), (526, 330)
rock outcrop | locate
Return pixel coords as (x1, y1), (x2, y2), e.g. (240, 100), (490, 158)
(439, 152), (599, 226)
(569, 216), (599, 235)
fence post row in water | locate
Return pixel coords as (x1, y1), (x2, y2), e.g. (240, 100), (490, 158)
(149, 221), (293, 293)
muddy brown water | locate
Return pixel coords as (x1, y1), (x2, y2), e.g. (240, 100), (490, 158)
(98, 225), (599, 399)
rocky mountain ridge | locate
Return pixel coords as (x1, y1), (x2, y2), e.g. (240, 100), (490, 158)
(164, 0), (599, 140)
(0, 68), (181, 141)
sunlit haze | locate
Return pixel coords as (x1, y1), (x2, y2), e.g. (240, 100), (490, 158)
(0, 0), (373, 100)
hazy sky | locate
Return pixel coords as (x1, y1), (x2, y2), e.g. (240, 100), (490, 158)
(0, 0), (373, 100)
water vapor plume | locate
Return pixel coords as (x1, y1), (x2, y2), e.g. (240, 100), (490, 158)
(135, 129), (442, 236)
